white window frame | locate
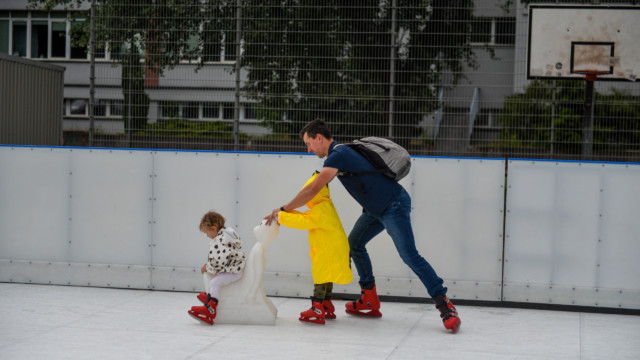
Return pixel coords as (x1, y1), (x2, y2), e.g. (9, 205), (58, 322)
(66, 98), (89, 117)
(159, 101), (258, 122)
(470, 17), (515, 47)
(64, 99), (123, 119)
(0, 11), (100, 60)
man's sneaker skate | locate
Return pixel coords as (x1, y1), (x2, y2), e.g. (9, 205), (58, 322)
(345, 285), (382, 318)
(299, 300), (325, 325)
(322, 298), (336, 320)
(434, 294), (461, 333)
(188, 298), (218, 325)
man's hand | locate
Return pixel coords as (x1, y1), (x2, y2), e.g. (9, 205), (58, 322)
(264, 208), (280, 225)
(263, 167), (337, 226)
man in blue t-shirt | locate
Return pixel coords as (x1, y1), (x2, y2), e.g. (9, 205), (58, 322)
(265, 118), (461, 333)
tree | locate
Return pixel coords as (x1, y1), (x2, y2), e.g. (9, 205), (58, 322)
(203, 0), (477, 144)
(28, 0), (207, 136)
(29, 1), (478, 145)
(497, 80), (640, 157)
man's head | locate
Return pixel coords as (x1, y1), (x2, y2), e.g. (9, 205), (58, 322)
(300, 118), (333, 158)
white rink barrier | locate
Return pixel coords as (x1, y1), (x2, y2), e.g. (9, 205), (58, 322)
(1, 145), (638, 310)
(503, 159), (640, 309)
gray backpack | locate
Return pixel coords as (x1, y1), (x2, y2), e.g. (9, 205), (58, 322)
(336, 137), (411, 181)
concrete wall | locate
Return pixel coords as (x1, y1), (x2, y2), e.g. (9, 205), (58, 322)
(0, 146), (638, 310)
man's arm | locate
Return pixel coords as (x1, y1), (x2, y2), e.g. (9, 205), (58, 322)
(264, 167), (338, 225)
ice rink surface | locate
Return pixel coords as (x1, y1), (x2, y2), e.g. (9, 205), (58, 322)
(1, 283), (639, 360)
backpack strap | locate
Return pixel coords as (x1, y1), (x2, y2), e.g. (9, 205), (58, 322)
(334, 143), (384, 198)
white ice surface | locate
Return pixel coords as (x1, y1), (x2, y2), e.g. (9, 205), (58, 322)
(1, 283), (639, 360)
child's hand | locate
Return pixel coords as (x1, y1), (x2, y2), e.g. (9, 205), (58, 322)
(200, 264), (207, 274)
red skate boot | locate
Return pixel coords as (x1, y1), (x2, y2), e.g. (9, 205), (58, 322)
(299, 299), (326, 325)
(196, 292), (207, 304)
(345, 285), (382, 318)
(188, 297), (218, 325)
(434, 294), (461, 333)
(323, 298), (336, 320)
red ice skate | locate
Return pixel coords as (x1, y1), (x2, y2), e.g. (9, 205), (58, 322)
(188, 298), (218, 325)
(299, 300), (326, 325)
(323, 298), (336, 320)
(345, 285), (382, 318)
(434, 294), (461, 333)
(196, 292), (207, 304)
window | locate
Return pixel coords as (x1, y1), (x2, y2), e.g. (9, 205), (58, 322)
(202, 34), (239, 63)
(70, 21), (87, 59)
(12, 21), (27, 56)
(0, 20), (8, 54)
(160, 101), (180, 119)
(64, 99), (124, 118)
(203, 103), (220, 119)
(70, 99), (87, 116)
(94, 100), (107, 116)
(470, 19), (491, 44)
(203, 42), (221, 63)
(0, 11), (100, 60)
(221, 32), (238, 62)
(94, 42), (105, 59)
(109, 42), (126, 61)
(495, 18), (515, 45)
(111, 100), (123, 116)
(51, 22), (66, 57)
(1, 11), (227, 62)
(183, 102), (199, 119)
(244, 104), (259, 120)
(31, 21), (48, 58)
(222, 102), (234, 120)
(158, 102), (257, 122)
(184, 24), (235, 63)
(470, 17), (515, 46)
(183, 33), (200, 62)
(93, 100), (123, 117)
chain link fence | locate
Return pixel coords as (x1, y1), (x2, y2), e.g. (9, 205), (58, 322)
(5, 1), (640, 161)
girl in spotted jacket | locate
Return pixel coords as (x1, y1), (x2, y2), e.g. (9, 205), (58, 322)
(188, 211), (246, 325)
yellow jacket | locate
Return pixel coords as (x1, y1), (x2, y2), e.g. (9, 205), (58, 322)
(278, 173), (353, 285)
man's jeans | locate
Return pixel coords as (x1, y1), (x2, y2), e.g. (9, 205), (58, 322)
(348, 188), (447, 298)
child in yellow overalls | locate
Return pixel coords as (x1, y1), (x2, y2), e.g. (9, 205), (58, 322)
(277, 171), (353, 325)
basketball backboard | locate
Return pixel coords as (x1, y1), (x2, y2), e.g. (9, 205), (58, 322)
(527, 5), (640, 81)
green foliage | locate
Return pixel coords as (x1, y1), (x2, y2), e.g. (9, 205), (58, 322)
(29, 1), (480, 144)
(497, 80), (640, 154)
(205, 0), (478, 143)
(519, 0), (638, 4)
(121, 51), (149, 134)
(138, 120), (237, 139)
(593, 88), (640, 151)
(28, 0), (214, 134)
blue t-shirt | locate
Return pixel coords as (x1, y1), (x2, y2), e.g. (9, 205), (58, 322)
(324, 141), (402, 216)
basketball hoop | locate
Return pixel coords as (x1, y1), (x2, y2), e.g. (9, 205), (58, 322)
(526, 5), (640, 160)
(573, 69), (610, 82)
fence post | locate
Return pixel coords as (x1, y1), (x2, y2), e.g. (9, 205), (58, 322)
(582, 77), (595, 160)
(233, 0), (242, 150)
(89, 0), (96, 147)
(388, 0), (397, 139)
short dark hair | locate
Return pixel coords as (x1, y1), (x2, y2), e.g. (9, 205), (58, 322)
(299, 118), (332, 140)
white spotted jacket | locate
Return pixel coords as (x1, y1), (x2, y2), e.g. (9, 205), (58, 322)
(205, 227), (246, 274)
